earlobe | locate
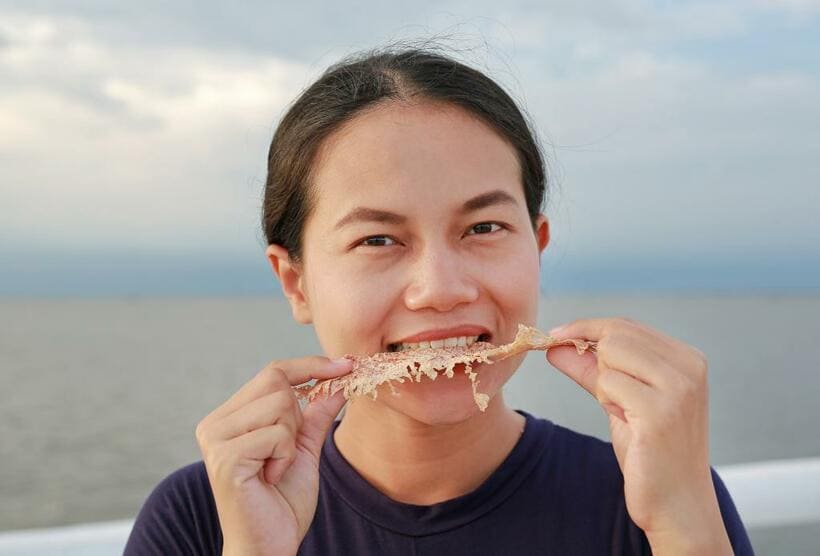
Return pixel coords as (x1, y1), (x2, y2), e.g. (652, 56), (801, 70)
(265, 244), (313, 324)
(535, 214), (550, 255)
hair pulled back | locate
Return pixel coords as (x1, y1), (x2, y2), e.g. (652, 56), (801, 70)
(262, 43), (547, 264)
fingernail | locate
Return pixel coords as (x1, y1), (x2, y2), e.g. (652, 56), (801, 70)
(549, 324), (566, 336)
(330, 357), (352, 367)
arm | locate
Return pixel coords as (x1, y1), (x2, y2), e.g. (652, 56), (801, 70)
(645, 470), (733, 555)
(547, 319), (755, 556)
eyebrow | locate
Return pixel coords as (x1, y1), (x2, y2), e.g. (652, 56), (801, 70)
(333, 189), (519, 231)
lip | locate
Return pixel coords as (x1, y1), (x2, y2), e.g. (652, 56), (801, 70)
(386, 324), (492, 349)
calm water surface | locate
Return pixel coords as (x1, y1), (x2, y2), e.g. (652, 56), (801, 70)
(1, 295), (818, 553)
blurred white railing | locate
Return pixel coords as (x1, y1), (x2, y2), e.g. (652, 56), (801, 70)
(1, 457), (818, 555)
(0, 519), (133, 556)
(716, 456), (820, 528)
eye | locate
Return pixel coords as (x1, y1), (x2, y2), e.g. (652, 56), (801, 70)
(467, 222), (504, 235)
(358, 235), (397, 248)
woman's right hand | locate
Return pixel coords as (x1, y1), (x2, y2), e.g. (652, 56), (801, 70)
(195, 356), (353, 556)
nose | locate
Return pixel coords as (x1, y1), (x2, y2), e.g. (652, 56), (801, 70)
(403, 243), (479, 312)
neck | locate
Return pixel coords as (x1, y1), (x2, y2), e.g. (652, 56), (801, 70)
(333, 393), (526, 505)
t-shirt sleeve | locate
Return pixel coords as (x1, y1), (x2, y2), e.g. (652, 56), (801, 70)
(124, 461), (223, 556)
(711, 467), (755, 555)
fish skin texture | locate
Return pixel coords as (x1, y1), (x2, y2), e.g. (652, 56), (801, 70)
(293, 324), (597, 412)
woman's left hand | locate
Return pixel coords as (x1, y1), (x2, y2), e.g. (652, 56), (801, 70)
(546, 317), (731, 552)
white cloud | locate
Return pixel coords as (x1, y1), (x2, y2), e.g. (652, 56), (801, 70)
(754, 0), (820, 18)
(0, 2), (818, 278)
(0, 12), (315, 253)
(514, 41), (820, 261)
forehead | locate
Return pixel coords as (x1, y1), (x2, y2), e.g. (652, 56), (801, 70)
(308, 100), (523, 218)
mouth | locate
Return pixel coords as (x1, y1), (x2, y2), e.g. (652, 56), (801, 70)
(386, 332), (493, 353)
(299, 324), (597, 413)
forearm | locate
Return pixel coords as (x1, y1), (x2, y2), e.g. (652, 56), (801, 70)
(223, 544), (296, 556)
(645, 487), (733, 556)
(647, 525), (733, 555)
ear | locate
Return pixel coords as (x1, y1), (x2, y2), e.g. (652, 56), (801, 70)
(265, 244), (313, 324)
(534, 214), (550, 258)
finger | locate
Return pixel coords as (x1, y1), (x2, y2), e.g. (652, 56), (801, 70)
(601, 402), (627, 423)
(596, 363), (654, 421)
(262, 433), (296, 485)
(595, 331), (674, 388)
(210, 390), (302, 441)
(552, 319), (677, 388)
(221, 423), (293, 473)
(546, 346), (599, 397)
(298, 388), (348, 461)
(549, 317), (615, 343)
(212, 357), (353, 419)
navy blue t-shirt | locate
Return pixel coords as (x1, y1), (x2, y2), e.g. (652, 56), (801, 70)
(125, 410), (753, 554)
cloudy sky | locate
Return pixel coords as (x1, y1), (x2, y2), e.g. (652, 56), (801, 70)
(2, 1), (819, 295)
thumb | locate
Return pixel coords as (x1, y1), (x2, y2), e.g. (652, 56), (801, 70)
(298, 388), (348, 460)
(546, 345), (599, 398)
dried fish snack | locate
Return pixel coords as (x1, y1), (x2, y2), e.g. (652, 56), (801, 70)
(294, 324), (597, 412)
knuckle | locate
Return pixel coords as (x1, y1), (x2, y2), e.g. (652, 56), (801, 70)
(270, 422), (294, 445)
(269, 420), (288, 436)
(206, 448), (232, 480)
(667, 367), (689, 393)
(691, 348), (709, 378)
(261, 364), (289, 391)
(194, 420), (210, 445)
(269, 390), (293, 413)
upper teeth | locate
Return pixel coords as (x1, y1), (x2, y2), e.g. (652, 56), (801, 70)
(393, 335), (480, 352)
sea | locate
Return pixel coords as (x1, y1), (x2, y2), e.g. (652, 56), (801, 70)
(1, 295), (818, 554)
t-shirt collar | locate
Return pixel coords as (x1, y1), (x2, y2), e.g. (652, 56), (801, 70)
(319, 409), (554, 536)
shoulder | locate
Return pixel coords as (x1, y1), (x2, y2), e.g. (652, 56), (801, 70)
(516, 411), (624, 491)
(124, 461), (222, 555)
(139, 461), (216, 519)
(514, 416), (652, 553)
(709, 467), (755, 554)
(523, 416), (630, 514)
(531, 418), (753, 555)
(158, 461), (214, 503)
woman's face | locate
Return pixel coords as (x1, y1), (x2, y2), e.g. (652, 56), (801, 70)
(270, 100), (549, 425)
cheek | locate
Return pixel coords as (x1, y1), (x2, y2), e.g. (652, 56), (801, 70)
(483, 244), (541, 304)
(307, 267), (392, 354)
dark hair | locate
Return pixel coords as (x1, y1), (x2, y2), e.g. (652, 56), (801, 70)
(262, 43), (547, 265)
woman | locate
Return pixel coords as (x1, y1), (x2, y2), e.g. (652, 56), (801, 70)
(126, 45), (753, 555)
